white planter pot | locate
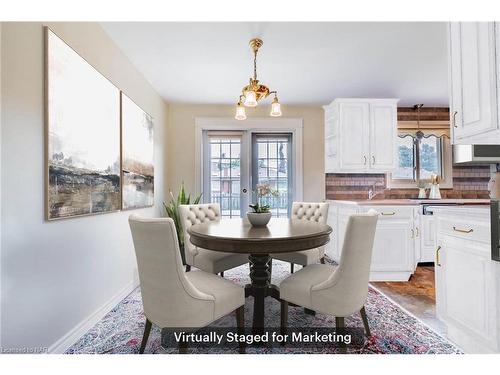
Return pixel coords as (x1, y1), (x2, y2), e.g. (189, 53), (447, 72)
(247, 212), (272, 227)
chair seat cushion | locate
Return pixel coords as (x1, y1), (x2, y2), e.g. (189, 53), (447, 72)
(279, 264), (335, 309)
(192, 249), (249, 274)
(186, 270), (245, 321)
(272, 247), (324, 266)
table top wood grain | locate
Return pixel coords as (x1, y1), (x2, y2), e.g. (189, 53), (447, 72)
(187, 218), (332, 254)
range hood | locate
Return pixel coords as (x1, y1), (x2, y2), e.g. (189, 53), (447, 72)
(453, 144), (500, 164)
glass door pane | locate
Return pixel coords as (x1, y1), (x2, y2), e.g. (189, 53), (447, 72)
(252, 134), (292, 218)
(206, 135), (243, 218)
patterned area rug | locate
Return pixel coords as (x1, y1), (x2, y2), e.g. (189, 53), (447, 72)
(66, 259), (461, 354)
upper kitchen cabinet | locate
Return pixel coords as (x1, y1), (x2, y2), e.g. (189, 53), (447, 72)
(323, 98), (399, 173)
(449, 22), (500, 144)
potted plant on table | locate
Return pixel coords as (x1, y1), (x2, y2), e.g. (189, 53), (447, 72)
(163, 183), (202, 264)
(247, 183), (279, 227)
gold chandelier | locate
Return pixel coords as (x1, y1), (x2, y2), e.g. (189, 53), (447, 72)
(235, 38), (282, 120)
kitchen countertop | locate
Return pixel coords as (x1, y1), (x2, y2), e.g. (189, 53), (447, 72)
(327, 199), (491, 206)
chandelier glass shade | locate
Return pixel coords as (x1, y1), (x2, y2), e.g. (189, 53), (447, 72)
(235, 102), (247, 120)
(235, 38), (282, 120)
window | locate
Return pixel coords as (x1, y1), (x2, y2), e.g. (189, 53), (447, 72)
(389, 133), (452, 189)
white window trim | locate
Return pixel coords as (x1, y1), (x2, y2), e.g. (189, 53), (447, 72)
(194, 117), (303, 201)
(387, 137), (453, 189)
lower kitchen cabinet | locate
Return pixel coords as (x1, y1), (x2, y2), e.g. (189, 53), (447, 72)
(325, 204), (338, 259)
(362, 206), (416, 281)
(328, 202), (418, 281)
(434, 207), (500, 353)
(419, 213), (436, 262)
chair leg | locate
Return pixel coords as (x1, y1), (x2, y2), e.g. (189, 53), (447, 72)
(280, 300), (288, 338)
(220, 271), (224, 277)
(236, 306), (245, 354)
(360, 306), (371, 337)
(178, 340), (188, 354)
(320, 257), (325, 264)
(139, 319), (152, 354)
(304, 308), (316, 315)
(335, 317), (347, 354)
(290, 263), (294, 273)
(185, 265), (191, 272)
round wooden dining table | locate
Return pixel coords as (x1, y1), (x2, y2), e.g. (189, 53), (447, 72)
(187, 218), (332, 333)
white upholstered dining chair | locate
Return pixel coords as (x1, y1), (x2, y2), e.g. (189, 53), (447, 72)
(279, 210), (378, 353)
(129, 215), (245, 354)
(272, 202), (329, 273)
(179, 203), (249, 275)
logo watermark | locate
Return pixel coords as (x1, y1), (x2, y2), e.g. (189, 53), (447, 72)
(0, 347), (48, 354)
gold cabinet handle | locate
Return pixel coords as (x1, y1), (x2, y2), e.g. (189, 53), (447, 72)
(363, 155), (367, 165)
(453, 226), (473, 234)
(372, 156), (376, 164)
(452, 110), (458, 128)
(381, 212), (396, 216)
(436, 246), (442, 266)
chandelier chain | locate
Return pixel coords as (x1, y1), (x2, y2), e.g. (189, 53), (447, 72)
(253, 49), (258, 81)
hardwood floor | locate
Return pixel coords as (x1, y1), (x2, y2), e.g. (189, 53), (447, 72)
(371, 265), (446, 334)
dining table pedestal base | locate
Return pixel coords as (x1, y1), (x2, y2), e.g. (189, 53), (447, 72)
(245, 254), (280, 334)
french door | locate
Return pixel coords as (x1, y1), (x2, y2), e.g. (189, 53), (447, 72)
(203, 131), (293, 218)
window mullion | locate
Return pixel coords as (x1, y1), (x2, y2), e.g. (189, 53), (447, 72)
(414, 139), (420, 182)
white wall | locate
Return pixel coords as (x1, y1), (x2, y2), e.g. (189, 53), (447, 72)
(167, 104), (325, 202)
(0, 22), (168, 353)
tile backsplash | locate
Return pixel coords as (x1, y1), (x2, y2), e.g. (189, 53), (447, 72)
(325, 166), (491, 200)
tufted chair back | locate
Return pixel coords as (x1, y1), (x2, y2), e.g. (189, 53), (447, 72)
(291, 202), (329, 224)
(179, 203), (221, 265)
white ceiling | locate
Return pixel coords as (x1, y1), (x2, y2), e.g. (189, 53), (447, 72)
(101, 22), (449, 106)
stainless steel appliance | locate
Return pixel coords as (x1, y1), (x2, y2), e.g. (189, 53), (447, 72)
(453, 144), (500, 164)
(490, 200), (500, 262)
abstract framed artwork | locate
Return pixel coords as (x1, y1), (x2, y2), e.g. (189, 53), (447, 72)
(121, 93), (154, 210)
(45, 28), (121, 220)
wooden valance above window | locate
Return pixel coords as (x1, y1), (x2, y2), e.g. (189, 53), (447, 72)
(397, 107), (450, 137)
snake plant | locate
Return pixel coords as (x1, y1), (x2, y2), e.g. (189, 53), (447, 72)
(163, 183), (202, 251)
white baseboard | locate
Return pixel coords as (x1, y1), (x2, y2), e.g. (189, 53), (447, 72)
(48, 279), (139, 354)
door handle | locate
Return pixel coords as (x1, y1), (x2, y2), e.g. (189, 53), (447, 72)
(415, 227), (419, 237)
(436, 246), (442, 266)
(453, 226), (473, 234)
(411, 229), (414, 238)
(363, 156), (367, 165)
(381, 212), (396, 216)
(242, 188), (248, 193)
(372, 156), (376, 164)
(452, 111), (458, 128)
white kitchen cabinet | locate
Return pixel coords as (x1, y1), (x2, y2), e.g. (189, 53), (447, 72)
(362, 206), (416, 281)
(338, 102), (370, 171)
(328, 201), (418, 281)
(419, 213), (436, 263)
(323, 99), (399, 173)
(434, 207), (500, 353)
(329, 203), (359, 263)
(449, 22), (500, 144)
(325, 204), (338, 259)
(369, 102), (397, 170)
